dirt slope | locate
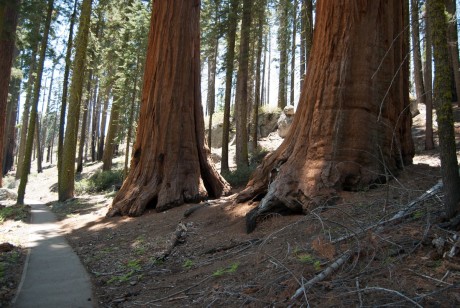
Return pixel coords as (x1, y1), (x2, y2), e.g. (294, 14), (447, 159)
(2, 104), (460, 307)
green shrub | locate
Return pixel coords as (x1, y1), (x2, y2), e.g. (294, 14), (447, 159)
(222, 165), (257, 187)
(75, 170), (123, 194)
(0, 205), (29, 223)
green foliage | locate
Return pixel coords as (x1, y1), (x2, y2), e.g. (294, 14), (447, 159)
(297, 253), (314, 263)
(75, 170), (123, 194)
(183, 259), (194, 269)
(108, 259), (142, 284)
(132, 236), (147, 255)
(213, 262), (240, 277)
(413, 210), (424, 219)
(0, 205), (29, 223)
(222, 165), (257, 186)
(127, 259), (141, 271)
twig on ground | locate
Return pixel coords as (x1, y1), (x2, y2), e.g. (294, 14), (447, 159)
(353, 286), (423, 308)
(440, 270), (450, 284)
(407, 268), (452, 286)
(143, 275), (211, 304)
(355, 277), (363, 307)
(290, 250), (352, 302)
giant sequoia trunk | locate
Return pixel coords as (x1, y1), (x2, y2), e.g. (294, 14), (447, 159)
(107, 0), (230, 217)
(239, 0), (414, 232)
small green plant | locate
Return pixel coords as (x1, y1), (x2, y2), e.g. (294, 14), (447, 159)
(413, 210), (424, 219)
(0, 205), (29, 223)
(132, 236), (147, 255)
(127, 259), (142, 271)
(150, 257), (164, 266)
(183, 259), (194, 269)
(108, 260), (142, 284)
(297, 254), (314, 263)
(227, 262), (239, 273)
(313, 260), (322, 271)
(213, 262), (240, 277)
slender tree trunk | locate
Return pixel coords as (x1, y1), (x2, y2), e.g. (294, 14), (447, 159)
(445, 0), (460, 105)
(58, 0), (93, 201)
(290, 0), (297, 106)
(300, 0), (306, 87)
(411, 0), (426, 114)
(251, 1), (266, 153)
(239, 0), (414, 232)
(235, 0), (252, 169)
(260, 33), (267, 106)
(58, 0), (78, 173)
(221, 0), (240, 173)
(102, 95), (120, 171)
(108, 0), (230, 217)
(49, 114), (57, 164)
(98, 84), (111, 161)
(428, 0), (460, 218)
(124, 58), (140, 178)
(305, 0), (313, 61)
(35, 116), (42, 173)
(91, 80), (100, 162)
(267, 28), (271, 106)
(40, 66), (55, 164)
(77, 72), (92, 173)
(17, 0), (54, 204)
(206, 44), (217, 148)
(277, 0), (289, 109)
(3, 66), (20, 175)
(424, 10), (435, 150)
(16, 61), (35, 179)
(2, 48), (22, 175)
(0, 0), (19, 186)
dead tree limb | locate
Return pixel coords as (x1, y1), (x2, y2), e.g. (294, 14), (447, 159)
(290, 250), (352, 302)
(332, 181), (443, 244)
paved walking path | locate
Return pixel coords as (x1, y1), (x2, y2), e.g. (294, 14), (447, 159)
(11, 201), (94, 307)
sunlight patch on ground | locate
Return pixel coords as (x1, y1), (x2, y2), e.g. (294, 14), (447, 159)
(413, 155), (441, 167)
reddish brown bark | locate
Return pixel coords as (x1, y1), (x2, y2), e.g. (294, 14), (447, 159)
(0, 0), (19, 187)
(107, 1), (230, 217)
(239, 0), (414, 232)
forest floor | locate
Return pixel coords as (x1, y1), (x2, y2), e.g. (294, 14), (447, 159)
(1, 104), (460, 307)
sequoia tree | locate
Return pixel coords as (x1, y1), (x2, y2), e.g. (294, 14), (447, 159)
(239, 0), (414, 232)
(0, 0), (20, 187)
(107, 0), (230, 217)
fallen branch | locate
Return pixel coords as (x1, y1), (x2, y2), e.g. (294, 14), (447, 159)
(156, 222), (188, 261)
(361, 287), (423, 308)
(355, 277), (363, 307)
(407, 269), (452, 286)
(143, 275), (211, 304)
(332, 181), (443, 244)
(204, 239), (261, 255)
(290, 250), (352, 302)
